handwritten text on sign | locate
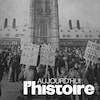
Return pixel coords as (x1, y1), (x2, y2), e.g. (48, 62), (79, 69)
(40, 44), (55, 66)
(20, 44), (39, 66)
(84, 41), (100, 63)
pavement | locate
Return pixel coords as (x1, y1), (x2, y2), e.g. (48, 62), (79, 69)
(0, 72), (87, 100)
(0, 73), (46, 100)
(0, 73), (21, 100)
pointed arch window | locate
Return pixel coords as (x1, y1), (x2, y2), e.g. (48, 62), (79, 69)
(39, 20), (48, 43)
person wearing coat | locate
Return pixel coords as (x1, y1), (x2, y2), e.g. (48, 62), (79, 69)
(0, 51), (4, 96)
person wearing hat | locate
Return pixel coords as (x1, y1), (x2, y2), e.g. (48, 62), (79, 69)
(55, 50), (65, 77)
(68, 61), (82, 79)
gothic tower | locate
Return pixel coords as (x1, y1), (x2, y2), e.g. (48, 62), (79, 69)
(30, 0), (59, 49)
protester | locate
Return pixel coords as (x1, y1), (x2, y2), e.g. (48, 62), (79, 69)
(85, 62), (96, 85)
(95, 58), (100, 90)
(55, 50), (65, 77)
(9, 51), (20, 82)
(7, 52), (13, 81)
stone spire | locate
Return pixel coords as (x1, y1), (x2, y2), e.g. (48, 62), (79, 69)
(30, 0), (59, 49)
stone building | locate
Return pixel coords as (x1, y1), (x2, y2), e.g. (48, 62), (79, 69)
(60, 20), (100, 49)
(0, 18), (32, 47)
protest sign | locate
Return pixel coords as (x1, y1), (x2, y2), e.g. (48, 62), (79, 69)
(84, 41), (100, 63)
(40, 44), (49, 65)
(20, 43), (39, 66)
(40, 44), (55, 66)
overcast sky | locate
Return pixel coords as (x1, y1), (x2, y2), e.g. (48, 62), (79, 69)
(59, 0), (100, 29)
(0, 0), (100, 28)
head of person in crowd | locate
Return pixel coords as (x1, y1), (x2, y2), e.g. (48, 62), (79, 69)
(79, 60), (85, 68)
(60, 67), (67, 76)
(79, 53), (83, 59)
(74, 61), (79, 70)
(94, 82), (100, 95)
(59, 50), (63, 57)
(72, 57), (75, 62)
(87, 61), (95, 68)
(63, 56), (67, 61)
(55, 50), (59, 57)
(88, 61), (96, 70)
(13, 51), (17, 56)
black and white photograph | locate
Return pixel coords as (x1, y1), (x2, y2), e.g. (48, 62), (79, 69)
(0, 0), (100, 100)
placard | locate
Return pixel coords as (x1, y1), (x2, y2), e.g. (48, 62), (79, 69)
(40, 44), (55, 66)
(84, 41), (100, 63)
(20, 43), (39, 66)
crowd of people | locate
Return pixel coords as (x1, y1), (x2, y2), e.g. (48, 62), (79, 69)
(0, 46), (100, 100)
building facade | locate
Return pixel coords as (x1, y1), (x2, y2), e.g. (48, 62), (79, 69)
(60, 20), (100, 49)
(0, 18), (32, 47)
